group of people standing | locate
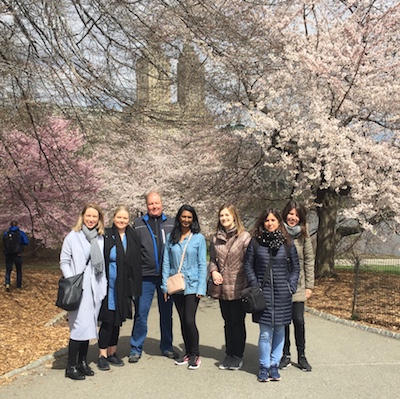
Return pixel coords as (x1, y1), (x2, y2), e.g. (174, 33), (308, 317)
(59, 192), (314, 383)
(209, 201), (314, 382)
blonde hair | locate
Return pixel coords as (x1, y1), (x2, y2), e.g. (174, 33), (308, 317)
(113, 205), (130, 219)
(73, 203), (105, 235)
(216, 204), (245, 236)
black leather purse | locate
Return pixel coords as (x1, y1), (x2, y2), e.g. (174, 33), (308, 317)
(56, 257), (90, 311)
(55, 272), (84, 311)
(241, 284), (267, 313)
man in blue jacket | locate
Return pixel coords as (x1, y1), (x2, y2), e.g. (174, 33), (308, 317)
(129, 192), (177, 362)
(3, 221), (29, 291)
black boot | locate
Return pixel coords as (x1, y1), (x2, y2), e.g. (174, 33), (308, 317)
(77, 360), (95, 376)
(65, 365), (85, 380)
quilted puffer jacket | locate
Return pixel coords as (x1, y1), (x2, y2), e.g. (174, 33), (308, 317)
(209, 229), (251, 300)
(244, 238), (300, 326)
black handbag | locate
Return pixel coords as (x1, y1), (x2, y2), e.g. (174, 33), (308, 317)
(55, 272), (84, 311)
(241, 284), (266, 313)
(241, 246), (273, 314)
(56, 257), (90, 311)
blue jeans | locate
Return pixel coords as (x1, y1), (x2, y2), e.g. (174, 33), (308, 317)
(5, 254), (23, 287)
(258, 324), (285, 369)
(130, 276), (173, 355)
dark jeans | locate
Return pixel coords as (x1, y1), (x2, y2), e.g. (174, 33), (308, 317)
(173, 294), (200, 357)
(5, 254), (23, 287)
(219, 299), (246, 358)
(283, 301), (306, 356)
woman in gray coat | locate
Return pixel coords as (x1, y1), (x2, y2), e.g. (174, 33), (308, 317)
(60, 203), (107, 380)
(279, 200), (315, 372)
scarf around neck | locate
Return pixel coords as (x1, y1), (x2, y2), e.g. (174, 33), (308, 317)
(257, 229), (285, 251)
(82, 225), (104, 275)
(284, 223), (302, 239)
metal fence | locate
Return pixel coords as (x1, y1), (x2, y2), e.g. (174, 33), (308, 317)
(335, 258), (400, 331)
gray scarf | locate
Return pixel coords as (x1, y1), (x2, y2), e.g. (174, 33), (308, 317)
(284, 223), (302, 239)
(82, 225), (104, 275)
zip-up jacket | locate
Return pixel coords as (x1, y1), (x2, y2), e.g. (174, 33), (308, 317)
(244, 238), (300, 326)
(134, 213), (174, 276)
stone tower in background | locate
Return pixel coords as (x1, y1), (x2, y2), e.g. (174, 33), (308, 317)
(135, 44), (171, 109)
(135, 42), (206, 120)
(177, 43), (206, 113)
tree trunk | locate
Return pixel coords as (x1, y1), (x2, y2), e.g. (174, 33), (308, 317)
(315, 189), (340, 277)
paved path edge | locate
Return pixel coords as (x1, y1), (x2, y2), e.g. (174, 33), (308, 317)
(1, 307), (399, 382)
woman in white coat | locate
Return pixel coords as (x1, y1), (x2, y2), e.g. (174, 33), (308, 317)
(60, 203), (107, 380)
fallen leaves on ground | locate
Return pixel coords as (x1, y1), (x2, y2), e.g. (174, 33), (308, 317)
(0, 270), (69, 378)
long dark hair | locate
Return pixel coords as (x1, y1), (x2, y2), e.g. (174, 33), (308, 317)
(252, 208), (290, 244)
(170, 204), (201, 244)
(281, 200), (308, 239)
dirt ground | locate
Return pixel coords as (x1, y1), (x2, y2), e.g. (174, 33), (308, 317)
(1, 268), (399, 381)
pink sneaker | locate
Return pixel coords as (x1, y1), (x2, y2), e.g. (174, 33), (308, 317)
(175, 354), (190, 366)
(188, 355), (201, 370)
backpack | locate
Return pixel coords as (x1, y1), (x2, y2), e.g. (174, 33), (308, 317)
(3, 230), (21, 255)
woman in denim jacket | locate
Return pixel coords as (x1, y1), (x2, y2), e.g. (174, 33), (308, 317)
(161, 204), (207, 370)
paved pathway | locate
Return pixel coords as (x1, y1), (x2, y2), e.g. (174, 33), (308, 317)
(1, 299), (400, 399)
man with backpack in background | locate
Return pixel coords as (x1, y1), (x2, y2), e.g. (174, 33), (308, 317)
(3, 221), (29, 292)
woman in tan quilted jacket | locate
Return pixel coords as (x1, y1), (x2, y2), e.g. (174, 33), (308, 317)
(208, 204), (251, 371)
(279, 200), (315, 372)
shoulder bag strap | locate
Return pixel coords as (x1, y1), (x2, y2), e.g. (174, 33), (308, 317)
(284, 243), (292, 272)
(177, 233), (193, 273)
(260, 250), (273, 287)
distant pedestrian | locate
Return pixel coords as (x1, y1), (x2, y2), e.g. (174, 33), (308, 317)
(3, 221), (29, 291)
(162, 204), (207, 370)
(279, 200), (315, 372)
(244, 208), (300, 382)
(97, 205), (142, 371)
(208, 204), (251, 370)
(60, 203), (107, 380)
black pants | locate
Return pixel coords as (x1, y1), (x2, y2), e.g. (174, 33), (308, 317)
(5, 254), (23, 287)
(98, 322), (120, 350)
(173, 294), (200, 357)
(283, 301), (306, 356)
(219, 299), (246, 358)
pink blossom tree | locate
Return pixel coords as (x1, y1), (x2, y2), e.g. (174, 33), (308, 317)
(0, 118), (101, 247)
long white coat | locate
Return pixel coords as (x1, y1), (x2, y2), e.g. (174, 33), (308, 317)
(60, 230), (107, 340)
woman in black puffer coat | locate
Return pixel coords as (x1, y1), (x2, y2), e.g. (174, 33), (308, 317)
(244, 208), (299, 383)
